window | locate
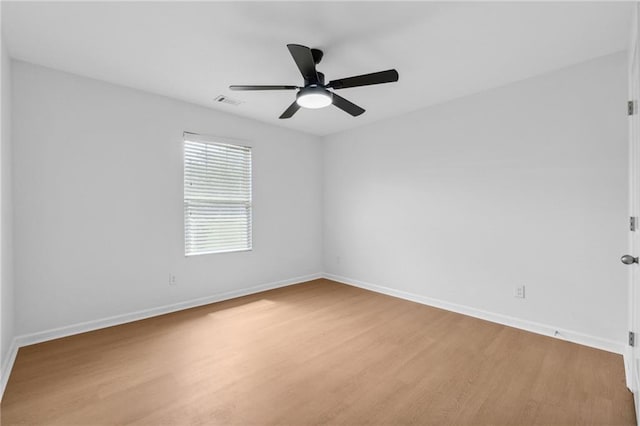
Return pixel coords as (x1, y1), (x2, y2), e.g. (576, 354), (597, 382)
(184, 133), (252, 256)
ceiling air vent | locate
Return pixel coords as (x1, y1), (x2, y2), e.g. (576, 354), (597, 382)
(214, 95), (243, 106)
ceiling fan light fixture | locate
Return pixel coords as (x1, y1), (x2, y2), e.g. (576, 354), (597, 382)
(296, 86), (332, 109)
(229, 44), (398, 118)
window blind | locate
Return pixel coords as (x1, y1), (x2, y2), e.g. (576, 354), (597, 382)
(184, 136), (252, 256)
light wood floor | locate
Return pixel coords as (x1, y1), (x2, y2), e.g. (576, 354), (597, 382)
(1, 279), (635, 425)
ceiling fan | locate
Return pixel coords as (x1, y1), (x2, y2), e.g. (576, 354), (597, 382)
(229, 44), (399, 119)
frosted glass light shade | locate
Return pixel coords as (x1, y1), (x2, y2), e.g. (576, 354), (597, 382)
(296, 87), (332, 109)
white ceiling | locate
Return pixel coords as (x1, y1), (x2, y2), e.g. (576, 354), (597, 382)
(1, 1), (633, 136)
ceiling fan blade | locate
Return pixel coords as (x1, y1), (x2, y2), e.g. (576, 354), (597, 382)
(287, 44), (319, 83)
(229, 85), (298, 91)
(332, 93), (365, 116)
(328, 69), (399, 90)
(279, 101), (300, 119)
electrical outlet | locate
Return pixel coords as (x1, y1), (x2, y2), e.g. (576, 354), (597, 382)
(514, 285), (525, 299)
(169, 274), (177, 286)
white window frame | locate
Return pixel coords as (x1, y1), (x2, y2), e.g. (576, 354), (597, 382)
(183, 132), (253, 256)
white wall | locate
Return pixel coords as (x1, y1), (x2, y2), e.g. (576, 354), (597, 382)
(0, 37), (14, 381)
(323, 52), (628, 346)
(12, 61), (323, 336)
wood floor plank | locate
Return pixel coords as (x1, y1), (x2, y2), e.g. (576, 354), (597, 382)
(1, 279), (635, 425)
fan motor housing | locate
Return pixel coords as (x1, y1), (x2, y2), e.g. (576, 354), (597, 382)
(305, 72), (325, 87)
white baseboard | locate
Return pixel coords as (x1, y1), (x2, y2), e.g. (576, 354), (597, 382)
(1, 272), (323, 401)
(323, 273), (625, 355)
(0, 337), (18, 401)
(16, 273), (323, 348)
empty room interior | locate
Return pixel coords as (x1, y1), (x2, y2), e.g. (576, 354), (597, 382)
(2, 1), (640, 424)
